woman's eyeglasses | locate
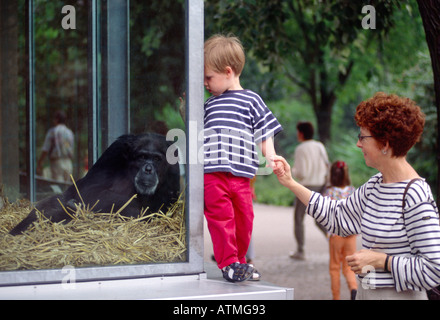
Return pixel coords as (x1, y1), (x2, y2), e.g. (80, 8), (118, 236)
(357, 134), (373, 142)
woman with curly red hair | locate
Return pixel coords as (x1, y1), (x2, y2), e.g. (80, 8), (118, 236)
(273, 92), (440, 300)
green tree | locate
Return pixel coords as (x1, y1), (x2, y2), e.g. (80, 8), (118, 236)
(206, 0), (401, 143)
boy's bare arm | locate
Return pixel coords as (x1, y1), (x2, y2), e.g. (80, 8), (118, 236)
(258, 137), (276, 168)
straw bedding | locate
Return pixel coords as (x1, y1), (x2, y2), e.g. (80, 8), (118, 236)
(0, 192), (186, 271)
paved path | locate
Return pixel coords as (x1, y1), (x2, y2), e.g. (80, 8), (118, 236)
(203, 203), (361, 300)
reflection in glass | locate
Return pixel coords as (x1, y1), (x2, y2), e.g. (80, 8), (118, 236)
(129, 0), (187, 265)
(130, 0), (186, 135)
(0, 0), (188, 273)
(33, 0), (89, 200)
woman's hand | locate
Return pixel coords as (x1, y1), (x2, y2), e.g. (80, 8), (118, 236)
(272, 155), (313, 206)
(272, 155), (293, 187)
(346, 249), (388, 274)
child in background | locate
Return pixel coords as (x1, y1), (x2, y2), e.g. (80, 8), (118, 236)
(323, 161), (358, 300)
(203, 34), (282, 282)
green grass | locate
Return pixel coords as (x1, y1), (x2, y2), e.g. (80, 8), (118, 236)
(254, 173), (295, 207)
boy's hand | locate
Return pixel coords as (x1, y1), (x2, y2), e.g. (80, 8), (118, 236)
(271, 155), (294, 187)
(272, 156), (313, 205)
(271, 155), (289, 175)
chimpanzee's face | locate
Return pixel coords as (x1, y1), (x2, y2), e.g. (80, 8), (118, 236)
(132, 138), (169, 196)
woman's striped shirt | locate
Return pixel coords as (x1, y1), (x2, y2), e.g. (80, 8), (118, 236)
(204, 90), (282, 178)
(307, 173), (440, 292)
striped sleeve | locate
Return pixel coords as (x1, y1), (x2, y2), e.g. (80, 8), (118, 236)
(242, 91), (282, 144)
(391, 182), (440, 292)
(306, 182), (367, 237)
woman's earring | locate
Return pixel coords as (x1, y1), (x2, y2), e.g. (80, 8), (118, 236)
(382, 149), (387, 155)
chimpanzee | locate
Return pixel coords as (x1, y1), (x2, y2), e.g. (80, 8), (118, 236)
(9, 133), (180, 235)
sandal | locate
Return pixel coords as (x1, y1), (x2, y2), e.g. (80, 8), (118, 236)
(222, 263), (255, 282)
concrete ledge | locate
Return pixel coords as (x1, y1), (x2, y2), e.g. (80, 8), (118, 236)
(0, 271), (293, 300)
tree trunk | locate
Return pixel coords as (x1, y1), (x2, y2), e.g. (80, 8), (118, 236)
(313, 60), (353, 144)
(417, 0), (440, 203)
(315, 107), (332, 144)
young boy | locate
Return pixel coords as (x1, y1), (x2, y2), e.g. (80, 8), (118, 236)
(203, 34), (282, 282)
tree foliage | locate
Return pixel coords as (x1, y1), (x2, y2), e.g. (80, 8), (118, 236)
(206, 0), (402, 142)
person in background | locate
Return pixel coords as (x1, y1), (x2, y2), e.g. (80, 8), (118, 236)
(290, 121), (329, 260)
(323, 161), (357, 300)
(37, 110), (74, 183)
(273, 92), (440, 300)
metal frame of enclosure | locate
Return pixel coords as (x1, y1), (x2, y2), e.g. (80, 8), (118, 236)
(0, 0), (204, 286)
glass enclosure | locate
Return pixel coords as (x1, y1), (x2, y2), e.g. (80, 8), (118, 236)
(0, 0), (204, 286)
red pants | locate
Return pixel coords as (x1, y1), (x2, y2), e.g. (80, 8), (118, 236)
(329, 235), (358, 300)
(204, 172), (254, 269)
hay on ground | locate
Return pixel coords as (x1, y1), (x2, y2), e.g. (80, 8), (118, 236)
(0, 193), (186, 271)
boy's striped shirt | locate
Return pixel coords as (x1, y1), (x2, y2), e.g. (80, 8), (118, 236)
(204, 90), (282, 178)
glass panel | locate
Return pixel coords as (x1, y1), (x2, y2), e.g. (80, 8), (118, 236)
(129, 0), (187, 261)
(0, 0), (22, 203)
(1, 0), (191, 279)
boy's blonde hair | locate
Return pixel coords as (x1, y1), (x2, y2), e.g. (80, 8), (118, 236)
(204, 34), (245, 76)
